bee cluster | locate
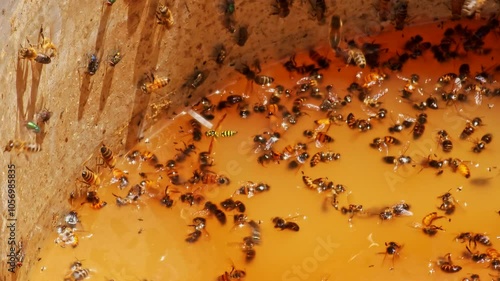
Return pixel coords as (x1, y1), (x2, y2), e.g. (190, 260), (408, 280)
(21, 1), (500, 279)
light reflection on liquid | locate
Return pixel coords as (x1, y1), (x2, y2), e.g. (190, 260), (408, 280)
(28, 19), (500, 281)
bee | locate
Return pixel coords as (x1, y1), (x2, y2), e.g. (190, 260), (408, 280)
(329, 15), (343, 51)
(419, 154), (446, 176)
(346, 47), (366, 68)
(205, 201), (227, 225)
(156, 4), (174, 27)
(184, 69), (208, 90)
(340, 204), (365, 222)
(4, 140), (42, 153)
(439, 253), (462, 273)
(472, 133), (492, 153)
(448, 158), (471, 178)
(346, 113), (372, 132)
(379, 202), (413, 220)
(38, 26), (57, 57)
(281, 142), (307, 161)
(81, 166), (100, 186)
(198, 170), (230, 185)
(461, 0), (484, 19)
(363, 70), (387, 90)
(310, 0), (327, 23)
(189, 119), (203, 141)
(167, 162), (182, 185)
(303, 129), (334, 148)
(18, 41), (51, 64)
(370, 136), (401, 152)
(217, 266), (246, 281)
(173, 142), (196, 163)
(236, 26), (249, 47)
(234, 181), (270, 198)
(271, 0), (292, 18)
(55, 226), (79, 248)
(436, 191), (456, 215)
(272, 217), (300, 231)
(422, 211), (444, 226)
(82, 191), (107, 209)
(160, 187), (175, 208)
(108, 50), (123, 66)
(64, 260), (90, 281)
(309, 49), (330, 69)
(141, 72), (171, 93)
(376, 0), (392, 21)
(240, 235), (257, 262)
(179, 191), (204, 206)
(380, 241), (403, 268)
(110, 168), (128, 189)
(314, 113), (345, 130)
(99, 144), (116, 168)
(220, 198), (246, 213)
(283, 54), (317, 74)
(412, 113), (426, 139)
(392, 0), (409, 30)
(310, 151), (341, 167)
(388, 115), (414, 134)
(140, 150), (159, 166)
(397, 74), (420, 99)
(456, 232), (492, 248)
(437, 130), (453, 152)
(464, 246), (489, 263)
(383, 141), (412, 172)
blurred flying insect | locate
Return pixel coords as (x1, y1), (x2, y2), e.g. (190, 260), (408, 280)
(271, 0), (292, 18)
(156, 3), (174, 27)
(141, 72), (171, 93)
(4, 140), (41, 153)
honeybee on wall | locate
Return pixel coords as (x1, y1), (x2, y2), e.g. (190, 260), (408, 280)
(100, 144), (116, 168)
(80, 166), (101, 186)
(141, 72), (171, 93)
(156, 3), (174, 27)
